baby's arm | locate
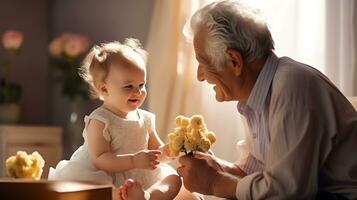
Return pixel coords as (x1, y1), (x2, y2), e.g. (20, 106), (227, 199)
(87, 119), (160, 172)
(148, 129), (163, 150)
(148, 130), (174, 162)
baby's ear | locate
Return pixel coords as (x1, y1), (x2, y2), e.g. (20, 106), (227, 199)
(96, 81), (108, 95)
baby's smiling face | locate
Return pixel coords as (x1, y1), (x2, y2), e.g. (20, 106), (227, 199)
(102, 57), (147, 118)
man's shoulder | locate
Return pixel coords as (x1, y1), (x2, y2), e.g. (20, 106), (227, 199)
(275, 57), (318, 82)
(271, 57), (328, 103)
(274, 57), (324, 88)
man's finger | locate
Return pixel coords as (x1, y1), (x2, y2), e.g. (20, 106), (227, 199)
(176, 166), (184, 177)
(178, 155), (190, 164)
(193, 151), (209, 160)
(208, 149), (215, 155)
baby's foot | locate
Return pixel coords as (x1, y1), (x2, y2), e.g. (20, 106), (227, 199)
(126, 180), (147, 200)
(115, 179), (135, 200)
(115, 179), (149, 200)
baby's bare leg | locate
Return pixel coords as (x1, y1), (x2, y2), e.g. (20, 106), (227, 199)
(115, 175), (182, 200)
(146, 174), (182, 200)
(174, 185), (204, 200)
(148, 175), (204, 200)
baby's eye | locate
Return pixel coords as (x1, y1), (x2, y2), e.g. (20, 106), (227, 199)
(139, 83), (145, 89)
(124, 85), (133, 89)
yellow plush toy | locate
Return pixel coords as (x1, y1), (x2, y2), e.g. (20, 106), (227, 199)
(5, 151), (45, 180)
(167, 115), (216, 157)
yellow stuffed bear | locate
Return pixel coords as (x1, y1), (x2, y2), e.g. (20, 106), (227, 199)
(5, 151), (45, 180)
(167, 115), (216, 157)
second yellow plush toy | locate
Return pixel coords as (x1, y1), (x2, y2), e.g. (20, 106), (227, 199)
(5, 151), (45, 180)
(167, 115), (216, 157)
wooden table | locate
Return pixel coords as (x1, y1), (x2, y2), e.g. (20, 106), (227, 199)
(0, 179), (113, 200)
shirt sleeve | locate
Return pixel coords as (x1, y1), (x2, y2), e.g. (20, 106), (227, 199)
(236, 77), (337, 199)
(235, 140), (264, 175)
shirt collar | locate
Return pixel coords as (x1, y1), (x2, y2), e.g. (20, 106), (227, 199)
(237, 52), (279, 114)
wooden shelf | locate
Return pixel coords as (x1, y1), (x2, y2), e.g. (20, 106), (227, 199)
(0, 125), (63, 179)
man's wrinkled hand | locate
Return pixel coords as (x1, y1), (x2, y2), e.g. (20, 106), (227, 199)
(176, 155), (221, 195)
(193, 151), (225, 172)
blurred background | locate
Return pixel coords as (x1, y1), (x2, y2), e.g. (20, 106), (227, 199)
(0, 0), (356, 199)
(0, 0), (155, 159)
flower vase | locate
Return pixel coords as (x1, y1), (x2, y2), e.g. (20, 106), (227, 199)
(63, 98), (85, 158)
(0, 103), (21, 124)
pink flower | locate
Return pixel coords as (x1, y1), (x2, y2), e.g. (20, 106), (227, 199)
(63, 34), (90, 57)
(1, 30), (24, 50)
(48, 37), (64, 57)
(49, 33), (90, 58)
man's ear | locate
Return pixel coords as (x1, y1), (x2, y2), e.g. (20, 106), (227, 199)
(226, 49), (243, 76)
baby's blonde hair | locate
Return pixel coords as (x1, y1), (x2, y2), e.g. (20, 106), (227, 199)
(79, 38), (148, 99)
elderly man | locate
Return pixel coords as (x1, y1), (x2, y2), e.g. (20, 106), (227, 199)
(176, 1), (357, 199)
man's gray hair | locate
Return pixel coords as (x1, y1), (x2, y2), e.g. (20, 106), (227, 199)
(185, 0), (274, 70)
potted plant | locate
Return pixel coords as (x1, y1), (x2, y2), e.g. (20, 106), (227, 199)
(0, 30), (24, 124)
(49, 33), (91, 101)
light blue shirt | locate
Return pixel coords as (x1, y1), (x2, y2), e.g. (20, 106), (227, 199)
(237, 53), (279, 168)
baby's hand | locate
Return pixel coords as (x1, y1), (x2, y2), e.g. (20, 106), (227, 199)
(160, 144), (176, 159)
(133, 150), (161, 170)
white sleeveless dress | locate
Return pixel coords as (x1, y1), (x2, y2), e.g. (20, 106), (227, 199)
(48, 107), (176, 188)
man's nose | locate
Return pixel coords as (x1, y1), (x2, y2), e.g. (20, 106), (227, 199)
(197, 66), (205, 82)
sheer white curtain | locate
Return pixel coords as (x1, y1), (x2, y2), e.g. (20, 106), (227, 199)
(146, 0), (243, 163)
(252, 0), (356, 96)
(325, 0), (356, 96)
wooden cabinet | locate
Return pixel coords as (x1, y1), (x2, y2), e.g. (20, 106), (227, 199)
(0, 125), (62, 179)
